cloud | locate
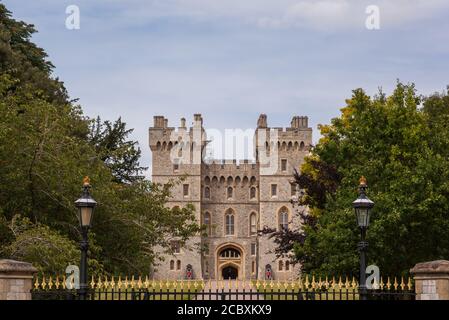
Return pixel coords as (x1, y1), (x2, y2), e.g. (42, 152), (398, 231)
(110, 0), (449, 31)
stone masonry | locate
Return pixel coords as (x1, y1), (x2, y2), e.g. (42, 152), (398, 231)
(149, 114), (312, 280)
(0, 259), (37, 300)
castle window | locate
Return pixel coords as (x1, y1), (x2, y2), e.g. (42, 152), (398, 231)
(250, 213), (257, 235)
(183, 184), (189, 196)
(170, 260), (175, 270)
(203, 212), (211, 236)
(271, 184), (277, 197)
(278, 208), (289, 231)
(204, 187), (210, 199)
(285, 261), (290, 271)
(205, 261), (209, 274)
(250, 187), (256, 200)
(252, 261), (256, 274)
(225, 209), (235, 235)
(171, 241), (181, 254)
(173, 163), (179, 171)
(251, 243), (256, 256)
(220, 248), (240, 258)
(177, 260), (181, 270)
(278, 260), (283, 271)
(291, 183), (297, 196)
(281, 159), (287, 172)
(227, 187), (233, 199)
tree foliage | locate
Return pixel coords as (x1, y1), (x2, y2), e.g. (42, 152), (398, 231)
(0, 4), (202, 276)
(286, 83), (449, 277)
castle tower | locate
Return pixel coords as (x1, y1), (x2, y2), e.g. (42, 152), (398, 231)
(255, 114), (312, 280)
(149, 114), (206, 279)
(149, 113), (311, 281)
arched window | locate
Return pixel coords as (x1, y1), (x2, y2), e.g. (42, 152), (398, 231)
(204, 186), (210, 199)
(225, 209), (235, 235)
(278, 208), (289, 230)
(278, 260), (283, 271)
(250, 187), (256, 199)
(220, 248), (240, 258)
(203, 212), (211, 236)
(176, 260), (181, 270)
(170, 260), (175, 270)
(250, 213), (257, 235)
(227, 187), (233, 199)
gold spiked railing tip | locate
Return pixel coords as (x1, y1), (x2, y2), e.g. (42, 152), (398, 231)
(338, 276), (343, 290)
(407, 277), (413, 291)
(344, 276), (350, 289)
(109, 276), (116, 289)
(56, 275), (62, 290)
(40, 275), (45, 290)
(400, 277), (405, 291)
(137, 276), (142, 289)
(61, 275), (67, 289)
(331, 276), (336, 290)
(324, 276), (329, 290)
(90, 276), (96, 289)
(311, 275), (316, 290)
(144, 276), (150, 289)
(379, 276), (384, 290)
(351, 276), (358, 290)
(386, 277), (391, 290)
(393, 277), (398, 290)
(131, 275), (137, 289)
(34, 277), (39, 290)
(304, 275), (310, 289)
(117, 276), (123, 290)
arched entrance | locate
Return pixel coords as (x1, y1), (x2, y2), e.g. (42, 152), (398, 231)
(222, 266), (238, 279)
(216, 244), (244, 280)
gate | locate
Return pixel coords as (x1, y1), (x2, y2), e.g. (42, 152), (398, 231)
(31, 275), (415, 300)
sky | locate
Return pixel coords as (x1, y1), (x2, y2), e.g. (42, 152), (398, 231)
(2, 0), (449, 176)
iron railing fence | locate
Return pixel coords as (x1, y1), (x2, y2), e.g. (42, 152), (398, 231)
(31, 275), (415, 301)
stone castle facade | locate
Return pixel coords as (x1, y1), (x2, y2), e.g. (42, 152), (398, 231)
(149, 114), (312, 280)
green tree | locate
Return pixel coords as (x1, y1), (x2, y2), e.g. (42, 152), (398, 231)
(89, 117), (146, 184)
(0, 5), (202, 275)
(272, 83), (449, 277)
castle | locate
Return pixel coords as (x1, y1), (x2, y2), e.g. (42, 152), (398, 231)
(149, 114), (312, 280)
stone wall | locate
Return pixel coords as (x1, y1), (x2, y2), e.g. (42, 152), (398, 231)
(0, 260), (37, 300)
(411, 260), (449, 300)
(150, 113), (311, 280)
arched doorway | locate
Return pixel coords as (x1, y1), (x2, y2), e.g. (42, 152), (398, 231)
(222, 266), (238, 279)
(216, 244), (244, 280)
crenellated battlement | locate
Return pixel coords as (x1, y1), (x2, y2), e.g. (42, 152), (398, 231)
(149, 114), (206, 151)
(149, 112), (310, 281)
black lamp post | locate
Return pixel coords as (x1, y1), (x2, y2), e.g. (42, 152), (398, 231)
(353, 176), (374, 301)
(74, 177), (97, 300)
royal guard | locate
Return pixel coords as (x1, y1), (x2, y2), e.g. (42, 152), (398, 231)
(185, 264), (193, 280)
(265, 264), (273, 280)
